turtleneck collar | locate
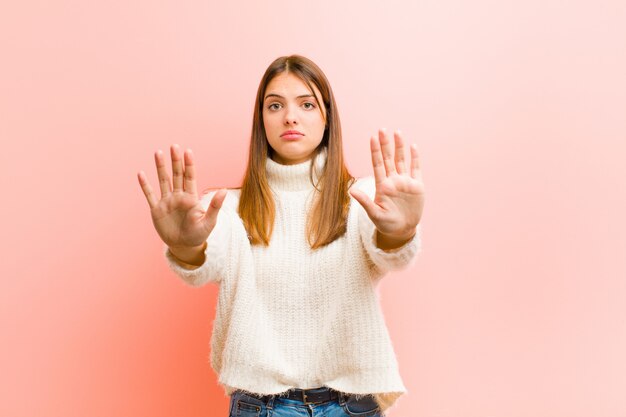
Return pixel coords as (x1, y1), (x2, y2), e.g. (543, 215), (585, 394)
(266, 147), (327, 192)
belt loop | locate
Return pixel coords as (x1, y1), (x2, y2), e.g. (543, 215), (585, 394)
(266, 395), (275, 410)
(337, 391), (347, 407)
(301, 389), (310, 405)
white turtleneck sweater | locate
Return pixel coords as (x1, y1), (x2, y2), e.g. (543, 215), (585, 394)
(163, 149), (422, 413)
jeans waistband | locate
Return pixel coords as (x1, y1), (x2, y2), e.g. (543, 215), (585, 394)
(242, 386), (341, 405)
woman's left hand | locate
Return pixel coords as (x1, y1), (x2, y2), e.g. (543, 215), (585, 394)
(350, 128), (425, 245)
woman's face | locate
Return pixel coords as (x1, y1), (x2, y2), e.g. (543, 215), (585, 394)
(262, 72), (327, 165)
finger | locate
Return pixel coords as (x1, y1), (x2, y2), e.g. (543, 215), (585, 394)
(183, 148), (198, 199)
(394, 130), (407, 175)
(171, 144), (184, 192)
(154, 149), (172, 198)
(379, 128), (397, 176)
(370, 136), (386, 184)
(410, 143), (421, 179)
(137, 170), (158, 209)
(202, 189), (227, 227)
(349, 188), (381, 222)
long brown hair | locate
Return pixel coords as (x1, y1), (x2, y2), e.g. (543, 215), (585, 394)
(238, 55), (355, 249)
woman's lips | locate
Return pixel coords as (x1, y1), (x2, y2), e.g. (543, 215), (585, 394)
(280, 129), (304, 140)
(281, 133), (303, 140)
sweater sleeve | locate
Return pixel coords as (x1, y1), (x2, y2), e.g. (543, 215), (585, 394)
(163, 190), (233, 287)
(354, 176), (423, 273)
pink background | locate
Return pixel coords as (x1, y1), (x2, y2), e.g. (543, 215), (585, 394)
(1, 1), (625, 416)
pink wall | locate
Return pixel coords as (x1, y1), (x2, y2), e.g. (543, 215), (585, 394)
(1, 1), (625, 416)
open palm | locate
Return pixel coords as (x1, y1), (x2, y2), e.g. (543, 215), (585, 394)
(137, 145), (227, 250)
(350, 129), (425, 240)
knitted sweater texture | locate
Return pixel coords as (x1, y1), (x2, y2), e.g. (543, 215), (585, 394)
(164, 150), (422, 413)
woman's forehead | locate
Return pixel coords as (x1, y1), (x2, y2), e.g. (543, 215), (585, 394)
(264, 72), (322, 100)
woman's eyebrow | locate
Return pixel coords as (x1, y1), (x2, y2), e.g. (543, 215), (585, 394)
(264, 93), (316, 100)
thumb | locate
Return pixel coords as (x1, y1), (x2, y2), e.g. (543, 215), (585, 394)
(202, 189), (227, 228)
(350, 188), (380, 221)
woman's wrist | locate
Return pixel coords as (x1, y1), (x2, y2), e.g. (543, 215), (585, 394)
(169, 241), (207, 266)
(375, 229), (416, 251)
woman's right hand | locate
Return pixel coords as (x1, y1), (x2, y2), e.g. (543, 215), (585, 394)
(137, 144), (227, 252)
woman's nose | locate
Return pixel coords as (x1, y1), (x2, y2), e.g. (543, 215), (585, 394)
(284, 105), (298, 125)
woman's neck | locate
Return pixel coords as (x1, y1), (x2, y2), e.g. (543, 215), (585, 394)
(265, 148), (327, 192)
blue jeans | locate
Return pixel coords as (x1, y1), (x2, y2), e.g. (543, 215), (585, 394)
(228, 388), (383, 417)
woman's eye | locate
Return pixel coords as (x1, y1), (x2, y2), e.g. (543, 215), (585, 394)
(303, 102), (316, 110)
(268, 103), (281, 110)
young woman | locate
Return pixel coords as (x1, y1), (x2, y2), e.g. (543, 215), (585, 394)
(137, 55), (425, 417)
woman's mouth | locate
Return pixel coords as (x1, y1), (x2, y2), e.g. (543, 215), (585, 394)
(281, 130), (304, 140)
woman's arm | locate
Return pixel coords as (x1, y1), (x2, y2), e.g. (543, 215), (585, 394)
(354, 177), (422, 273)
(163, 190), (233, 286)
(350, 128), (425, 251)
